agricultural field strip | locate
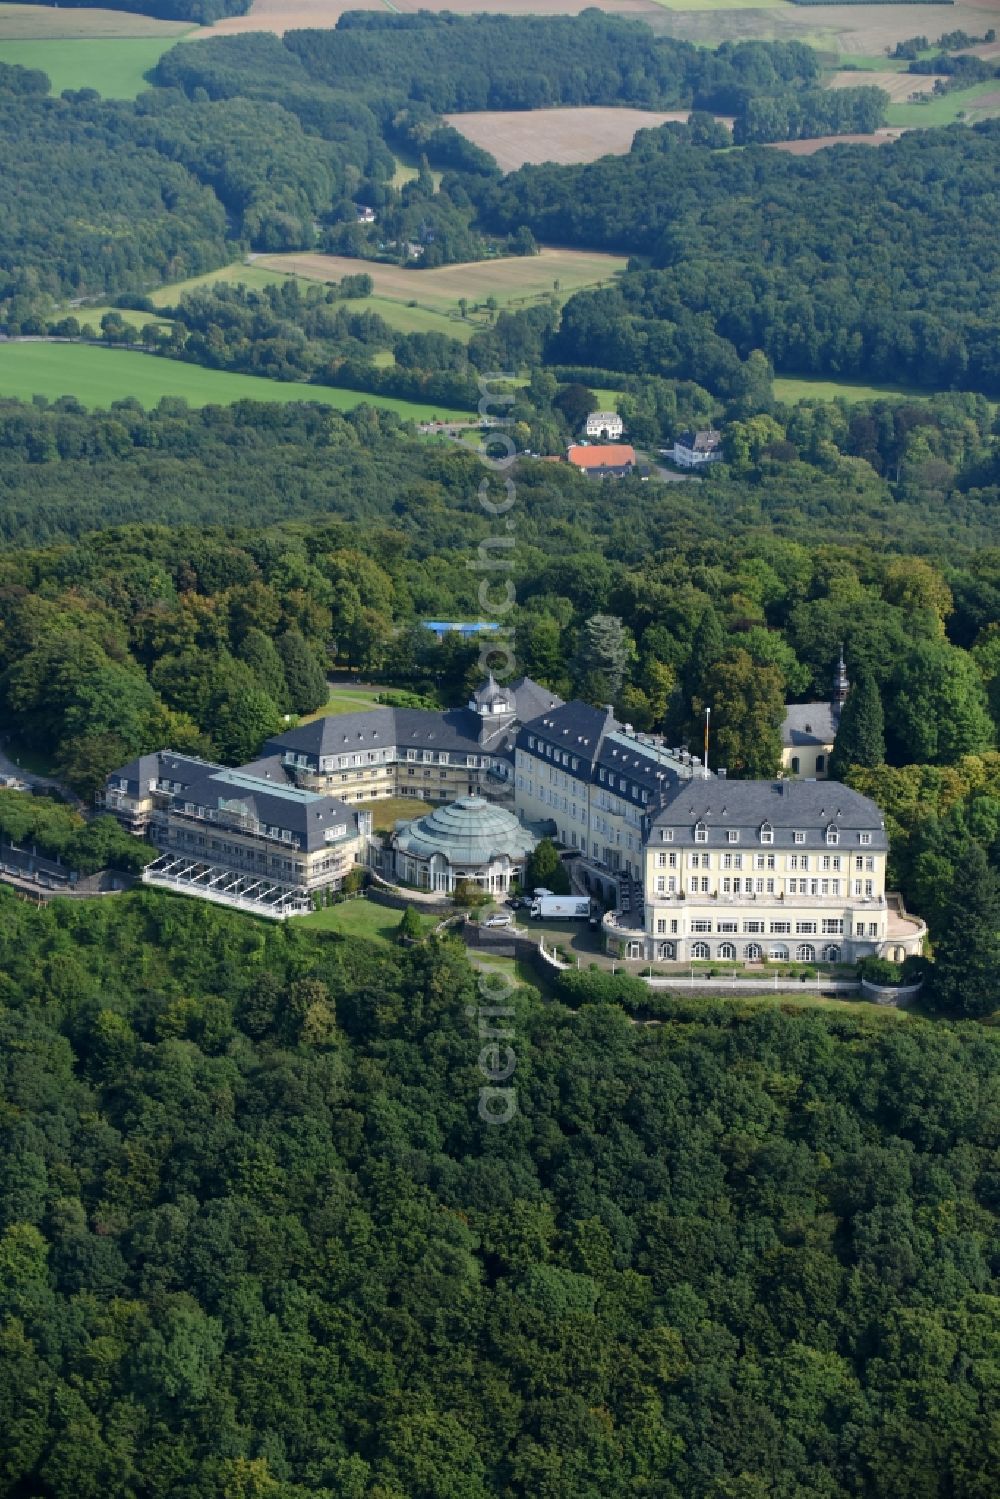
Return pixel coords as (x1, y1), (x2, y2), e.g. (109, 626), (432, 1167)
(0, 341), (471, 419)
(254, 248), (628, 312)
(0, 5), (189, 38)
(444, 106), (735, 170)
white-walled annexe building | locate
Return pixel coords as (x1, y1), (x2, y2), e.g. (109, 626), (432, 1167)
(584, 410), (624, 440)
(603, 778), (925, 965)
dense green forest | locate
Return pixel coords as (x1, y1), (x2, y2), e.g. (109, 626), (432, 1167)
(0, 889), (996, 1497)
(0, 14), (997, 1488)
(479, 122), (1000, 394)
(0, 390), (995, 851)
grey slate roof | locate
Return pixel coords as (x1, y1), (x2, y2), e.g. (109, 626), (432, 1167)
(111, 750), (218, 797)
(507, 676), (564, 723)
(676, 429), (721, 453)
(262, 677), (563, 768)
(518, 700), (617, 774)
(519, 701), (692, 801)
(651, 778), (887, 850)
(235, 753), (295, 783)
(781, 702), (839, 748)
(178, 767), (357, 852)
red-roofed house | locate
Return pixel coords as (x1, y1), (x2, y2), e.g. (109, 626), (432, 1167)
(567, 443), (636, 478)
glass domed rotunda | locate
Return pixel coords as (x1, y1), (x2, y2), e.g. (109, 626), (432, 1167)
(391, 796), (537, 895)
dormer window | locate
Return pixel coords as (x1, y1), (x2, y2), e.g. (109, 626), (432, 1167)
(826, 824), (839, 845)
(727, 830), (739, 844)
(760, 823), (773, 844)
(860, 832), (871, 846)
(694, 822), (708, 844)
(794, 831), (805, 845)
(660, 829), (673, 842)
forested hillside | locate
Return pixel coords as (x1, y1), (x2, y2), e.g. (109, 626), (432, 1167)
(480, 121), (1000, 394)
(0, 392), (995, 850)
(0, 889), (996, 1498)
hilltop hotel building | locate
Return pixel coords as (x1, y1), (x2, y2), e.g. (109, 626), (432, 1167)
(103, 673), (925, 960)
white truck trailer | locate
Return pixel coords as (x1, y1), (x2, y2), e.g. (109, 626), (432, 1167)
(530, 895), (591, 921)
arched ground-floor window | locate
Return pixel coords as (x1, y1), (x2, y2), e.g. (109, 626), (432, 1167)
(657, 941), (675, 960)
(822, 944), (841, 962)
(719, 942), (736, 960)
(769, 945), (789, 961)
(745, 943), (762, 962)
(797, 944), (816, 962)
(691, 941), (710, 960)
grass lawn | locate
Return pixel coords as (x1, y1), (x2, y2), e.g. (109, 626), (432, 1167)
(886, 83), (1000, 127)
(298, 685), (391, 724)
(390, 151), (443, 191)
(832, 55), (907, 72)
(0, 342), (471, 420)
(0, 35), (191, 97)
(773, 374), (929, 404)
(292, 897), (438, 942)
(361, 797), (434, 832)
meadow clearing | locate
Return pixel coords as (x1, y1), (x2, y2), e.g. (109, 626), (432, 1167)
(885, 81), (1000, 126)
(0, 5), (190, 98)
(772, 374), (928, 403)
(0, 342), (471, 420)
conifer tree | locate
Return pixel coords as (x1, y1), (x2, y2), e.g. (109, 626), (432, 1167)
(927, 841), (1000, 1019)
(277, 629), (327, 715)
(830, 671), (885, 780)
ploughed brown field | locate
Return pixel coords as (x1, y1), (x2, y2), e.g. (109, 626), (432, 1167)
(203, 0), (660, 35)
(827, 69), (945, 102)
(768, 128), (906, 155)
(444, 106), (735, 170)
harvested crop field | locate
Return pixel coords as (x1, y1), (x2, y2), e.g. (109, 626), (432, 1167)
(254, 248), (627, 312)
(204, 0), (661, 36)
(827, 69), (945, 101)
(0, 5), (189, 38)
(646, 2), (993, 55)
(768, 128), (905, 154)
(445, 106), (734, 169)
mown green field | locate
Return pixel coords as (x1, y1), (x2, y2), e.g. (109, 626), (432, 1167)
(74, 305), (175, 334)
(146, 262), (316, 307)
(0, 36), (188, 97)
(773, 374), (928, 404)
(886, 82), (1000, 127)
(147, 264), (477, 342)
(293, 898), (438, 942)
(299, 685), (391, 724)
(0, 342), (471, 420)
